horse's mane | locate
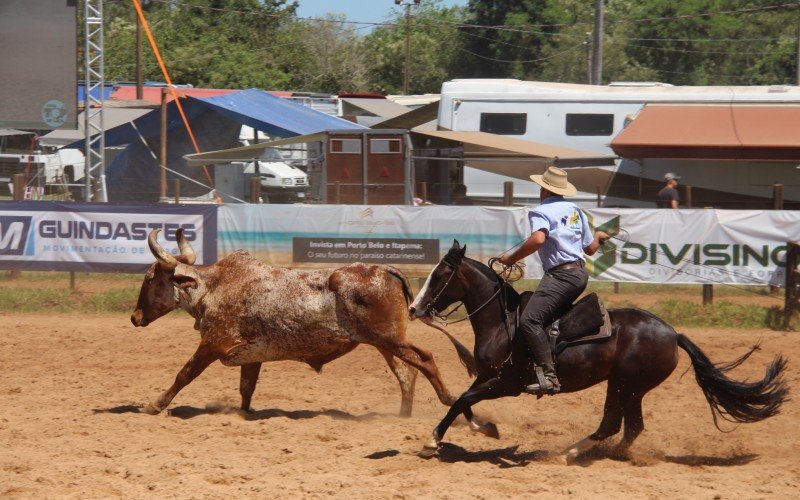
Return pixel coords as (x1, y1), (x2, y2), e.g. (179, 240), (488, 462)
(462, 256), (521, 311)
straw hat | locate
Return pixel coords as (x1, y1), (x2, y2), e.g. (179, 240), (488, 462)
(529, 166), (577, 196)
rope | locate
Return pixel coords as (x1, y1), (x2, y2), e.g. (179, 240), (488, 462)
(130, 0), (220, 203)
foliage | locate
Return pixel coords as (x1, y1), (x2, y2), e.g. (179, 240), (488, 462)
(363, 0), (467, 94)
(98, 0), (799, 91)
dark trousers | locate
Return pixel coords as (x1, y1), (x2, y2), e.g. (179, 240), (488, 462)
(519, 265), (589, 355)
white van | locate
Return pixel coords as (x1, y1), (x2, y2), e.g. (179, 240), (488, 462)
(240, 147), (308, 198)
(236, 126), (308, 202)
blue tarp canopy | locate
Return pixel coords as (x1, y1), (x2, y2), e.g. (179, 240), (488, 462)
(67, 89), (363, 201)
(67, 88), (361, 149)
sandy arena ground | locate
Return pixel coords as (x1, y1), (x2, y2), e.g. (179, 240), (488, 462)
(1, 311), (798, 498)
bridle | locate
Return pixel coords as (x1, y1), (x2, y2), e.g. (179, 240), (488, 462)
(425, 258), (505, 326)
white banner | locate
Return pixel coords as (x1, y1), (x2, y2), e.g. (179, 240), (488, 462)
(218, 204), (527, 276)
(0, 202), (217, 272)
(572, 208), (800, 285)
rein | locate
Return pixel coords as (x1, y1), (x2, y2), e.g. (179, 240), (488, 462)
(428, 260), (507, 327)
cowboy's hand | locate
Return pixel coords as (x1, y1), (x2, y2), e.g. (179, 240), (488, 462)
(597, 231), (611, 244)
(499, 253), (514, 266)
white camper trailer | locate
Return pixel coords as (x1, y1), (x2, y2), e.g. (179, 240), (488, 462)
(438, 79), (800, 208)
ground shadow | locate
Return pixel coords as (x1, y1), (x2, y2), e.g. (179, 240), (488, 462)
(166, 405), (386, 422)
(664, 453), (759, 467)
(434, 443), (547, 468)
(92, 405), (143, 414)
(365, 449), (400, 459)
(569, 446), (759, 468)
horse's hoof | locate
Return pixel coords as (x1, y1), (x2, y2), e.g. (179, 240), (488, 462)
(143, 403), (162, 415)
(419, 432), (440, 459)
(418, 446), (438, 459)
(471, 421), (500, 439)
(564, 448), (580, 465)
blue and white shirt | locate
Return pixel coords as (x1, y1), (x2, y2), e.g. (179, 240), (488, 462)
(528, 196), (593, 271)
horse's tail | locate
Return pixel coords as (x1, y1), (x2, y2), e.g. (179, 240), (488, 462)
(386, 267), (413, 305)
(677, 333), (789, 430)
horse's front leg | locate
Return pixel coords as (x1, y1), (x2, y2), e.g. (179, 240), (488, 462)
(420, 376), (513, 458)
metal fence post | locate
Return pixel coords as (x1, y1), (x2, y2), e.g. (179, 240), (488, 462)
(503, 181), (514, 206)
(702, 284), (713, 305)
(774, 183), (783, 210)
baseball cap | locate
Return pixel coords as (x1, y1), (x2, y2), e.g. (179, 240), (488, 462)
(664, 172), (680, 181)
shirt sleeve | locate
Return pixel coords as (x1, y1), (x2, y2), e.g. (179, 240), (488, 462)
(579, 209), (593, 248)
(528, 210), (549, 235)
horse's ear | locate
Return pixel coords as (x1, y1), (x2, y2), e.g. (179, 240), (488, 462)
(451, 241), (466, 261)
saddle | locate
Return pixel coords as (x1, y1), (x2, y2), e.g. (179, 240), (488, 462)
(517, 292), (613, 357)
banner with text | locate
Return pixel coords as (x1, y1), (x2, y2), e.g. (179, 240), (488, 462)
(564, 208), (800, 286)
(218, 205), (527, 275)
(0, 201), (217, 272)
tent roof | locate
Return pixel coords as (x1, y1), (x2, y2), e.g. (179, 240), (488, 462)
(611, 104), (800, 160)
(39, 107), (152, 147)
(192, 89), (360, 138)
(413, 129), (616, 162)
(372, 100), (439, 130)
(340, 98), (409, 118)
(183, 129), (406, 166)
(110, 86), (293, 104)
(184, 132), (325, 166)
(0, 128), (34, 137)
(410, 129), (617, 190)
(67, 88), (364, 149)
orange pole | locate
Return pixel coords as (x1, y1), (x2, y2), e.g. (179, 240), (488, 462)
(131, 0), (220, 202)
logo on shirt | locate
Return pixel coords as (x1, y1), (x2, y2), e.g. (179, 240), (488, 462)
(561, 210), (582, 233)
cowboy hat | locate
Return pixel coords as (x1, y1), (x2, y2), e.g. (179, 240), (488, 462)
(529, 166), (577, 196)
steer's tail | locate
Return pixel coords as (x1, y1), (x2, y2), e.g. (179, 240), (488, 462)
(387, 266), (477, 377)
(677, 334), (788, 430)
(386, 266), (413, 305)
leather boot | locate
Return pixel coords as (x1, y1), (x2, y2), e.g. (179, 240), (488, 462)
(523, 329), (560, 395)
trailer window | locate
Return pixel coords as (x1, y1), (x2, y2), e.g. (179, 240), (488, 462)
(479, 113), (527, 135)
(330, 138), (362, 154)
(565, 114), (614, 136)
(370, 138), (401, 154)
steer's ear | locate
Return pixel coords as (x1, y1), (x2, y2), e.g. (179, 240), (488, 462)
(170, 272), (199, 290)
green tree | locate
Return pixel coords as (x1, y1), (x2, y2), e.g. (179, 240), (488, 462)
(103, 0), (298, 88)
(364, 0), (466, 94)
(275, 16), (370, 93)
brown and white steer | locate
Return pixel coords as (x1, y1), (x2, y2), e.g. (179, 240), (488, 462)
(131, 228), (472, 417)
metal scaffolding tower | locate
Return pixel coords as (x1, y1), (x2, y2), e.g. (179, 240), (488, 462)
(83, 0), (106, 202)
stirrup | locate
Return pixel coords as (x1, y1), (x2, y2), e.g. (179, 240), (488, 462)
(526, 365), (560, 395)
(524, 378), (561, 395)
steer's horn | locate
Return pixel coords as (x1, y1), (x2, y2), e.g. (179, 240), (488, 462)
(148, 229), (178, 270)
(176, 228), (196, 265)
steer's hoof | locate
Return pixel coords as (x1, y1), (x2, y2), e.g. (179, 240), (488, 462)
(143, 403), (162, 415)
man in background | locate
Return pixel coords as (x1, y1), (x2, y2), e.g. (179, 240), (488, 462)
(657, 173), (680, 209)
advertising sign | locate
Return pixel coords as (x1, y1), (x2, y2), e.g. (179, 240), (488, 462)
(293, 237), (439, 264)
(574, 209), (798, 286)
(0, 202), (217, 272)
(0, 1), (78, 130)
(218, 204), (526, 275)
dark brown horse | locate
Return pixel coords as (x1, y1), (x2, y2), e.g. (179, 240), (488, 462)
(409, 241), (789, 461)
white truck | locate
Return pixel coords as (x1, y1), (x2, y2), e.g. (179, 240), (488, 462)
(0, 131), (86, 198)
(236, 126), (308, 203)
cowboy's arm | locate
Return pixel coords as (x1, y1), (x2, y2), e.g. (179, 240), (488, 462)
(584, 231), (610, 256)
(500, 230), (546, 266)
